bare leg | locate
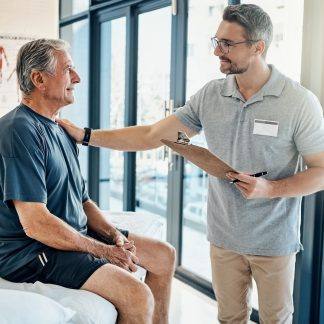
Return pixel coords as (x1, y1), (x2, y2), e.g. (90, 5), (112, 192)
(81, 263), (154, 324)
(128, 233), (176, 324)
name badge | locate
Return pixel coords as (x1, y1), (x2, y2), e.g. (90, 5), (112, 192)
(253, 119), (279, 137)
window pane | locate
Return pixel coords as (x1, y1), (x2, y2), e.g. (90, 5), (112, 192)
(60, 0), (89, 19)
(60, 20), (89, 182)
(135, 7), (172, 240)
(99, 18), (126, 211)
(241, 0), (304, 81)
(181, 0), (227, 282)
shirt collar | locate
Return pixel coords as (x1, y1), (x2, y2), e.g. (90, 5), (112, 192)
(220, 65), (286, 100)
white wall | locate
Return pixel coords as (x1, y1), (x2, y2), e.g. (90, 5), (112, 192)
(301, 0), (324, 106)
(0, 0), (59, 116)
(0, 0), (58, 36)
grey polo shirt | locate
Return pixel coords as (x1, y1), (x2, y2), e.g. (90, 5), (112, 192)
(175, 65), (324, 256)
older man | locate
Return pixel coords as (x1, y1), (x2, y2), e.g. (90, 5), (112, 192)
(58, 4), (324, 323)
(0, 39), (175, 324)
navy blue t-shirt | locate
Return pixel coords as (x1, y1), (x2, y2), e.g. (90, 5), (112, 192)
(0, 104), (90, 277)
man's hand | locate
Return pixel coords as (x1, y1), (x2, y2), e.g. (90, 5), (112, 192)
(105, 245), (139, 272)
(113, 231), (136, 254)
(56, 118), (85, 143)
(227, 172), (275, 199)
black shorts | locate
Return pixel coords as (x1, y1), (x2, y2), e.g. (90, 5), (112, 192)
(3, 228), (129, 289)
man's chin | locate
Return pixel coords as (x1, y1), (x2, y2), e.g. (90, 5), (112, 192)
(219, 66), (231, 74)
(219, 66), (247, 75)
(65, 96), (74, 105)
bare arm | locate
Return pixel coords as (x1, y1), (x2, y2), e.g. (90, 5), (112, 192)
(83, 199), (130, 247)
(270, 152), (324, 197)
(57, 115), (197, 151)
(14, 200), (138, 271)
(227, 152), (324, 199)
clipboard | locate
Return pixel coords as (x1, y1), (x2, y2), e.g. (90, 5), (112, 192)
(161, 133), (237, 179)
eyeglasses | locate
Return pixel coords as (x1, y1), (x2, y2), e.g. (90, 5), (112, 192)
(211, 36), (259, 54)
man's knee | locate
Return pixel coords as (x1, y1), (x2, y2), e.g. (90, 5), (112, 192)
(155, 241), (176, 275)
(81, 264), (154, 317)
(129, 281), (155, 316)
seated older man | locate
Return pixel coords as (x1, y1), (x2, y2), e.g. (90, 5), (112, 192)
(0, 39), (175, 324)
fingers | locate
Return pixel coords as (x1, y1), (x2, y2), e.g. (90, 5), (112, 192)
(56, 118), (73, 126)
(123, 240), (135, 250)
(235, 182), (248, 194)
(127, 250), (139, 272)
(235, 181), (250, 190)
(128, 262), (138, 272)
(115, 235), (124, 247)
(131, 253), (139, 265)
(129, 245), (136, 254)
(226, 172), (238, 181)
(227, 172), (255, 184)
(55, 118), (85, 142)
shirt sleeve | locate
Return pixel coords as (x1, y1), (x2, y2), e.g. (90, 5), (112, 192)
(174, 87), (204, 133)
(1, 123), (47, 206)
(73, 141), (90, 204)
(81, 177), (90, 203)
(293, 90), (324, 156)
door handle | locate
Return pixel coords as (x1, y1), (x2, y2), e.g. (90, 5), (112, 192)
(164, 100), (171, 160)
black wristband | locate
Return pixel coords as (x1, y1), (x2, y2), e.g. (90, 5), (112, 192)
(82, 127), (92, 146)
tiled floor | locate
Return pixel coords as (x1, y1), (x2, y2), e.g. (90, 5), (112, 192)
(170, 278), (255, 324)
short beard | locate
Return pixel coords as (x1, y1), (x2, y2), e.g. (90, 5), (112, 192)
(219, 57), (249, 75)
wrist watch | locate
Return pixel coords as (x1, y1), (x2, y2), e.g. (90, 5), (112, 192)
(82, 127), (92, 146)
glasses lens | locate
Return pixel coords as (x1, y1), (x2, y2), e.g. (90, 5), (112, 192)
(211, 37), (217, 49)
(219, 41), (228, 54)
(211, 38), (228, 54)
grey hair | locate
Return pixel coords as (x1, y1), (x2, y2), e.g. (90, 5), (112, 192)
(223, 4), (273, 57)
(16, 38), (70, 95)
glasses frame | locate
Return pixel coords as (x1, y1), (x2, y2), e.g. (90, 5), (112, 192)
(211, 37), (259, 54)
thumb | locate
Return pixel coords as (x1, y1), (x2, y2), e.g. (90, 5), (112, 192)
(56, 118), (73, 126)
(115, 235), (124, 247)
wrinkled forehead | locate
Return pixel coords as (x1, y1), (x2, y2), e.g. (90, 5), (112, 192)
(55, 50), (74, 67)
(215, 20), (247, 41)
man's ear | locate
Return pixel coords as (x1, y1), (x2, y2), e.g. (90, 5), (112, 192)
(254, 40), (266, 57)
(30, 70), (46, 91)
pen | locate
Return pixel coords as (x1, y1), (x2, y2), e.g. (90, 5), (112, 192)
(230, 171), (268, 184)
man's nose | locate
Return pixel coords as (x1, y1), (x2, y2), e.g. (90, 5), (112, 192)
(71, 69), (81, 84)
(214, 45), (222, 57)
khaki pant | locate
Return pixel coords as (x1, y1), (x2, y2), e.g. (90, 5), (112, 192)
(210, 244), (296, 324)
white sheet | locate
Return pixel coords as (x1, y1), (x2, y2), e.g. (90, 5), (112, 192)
(0, 212), (164, 324)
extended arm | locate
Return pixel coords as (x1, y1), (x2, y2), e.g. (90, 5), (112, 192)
(57, 114), (197, 151)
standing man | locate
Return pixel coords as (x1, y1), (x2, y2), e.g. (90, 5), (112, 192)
(0, 39), (176, 324)
(58, 4), (324, 323)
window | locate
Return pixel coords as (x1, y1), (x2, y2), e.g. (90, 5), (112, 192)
(99, 17), (126, 211)
(181, 0), (227, 282)
(241, 0), (304, 81)
(60, 20), (89, 181)
(60, 0), (89, 19)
